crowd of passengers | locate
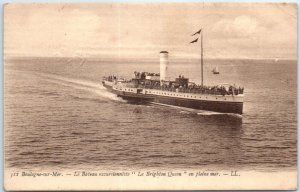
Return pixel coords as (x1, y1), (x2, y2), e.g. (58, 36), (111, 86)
(105, 75), (117, 82)
(139, 81), (244, 96)
(105, 73), (244, 96)
(134, 71), (159, 79)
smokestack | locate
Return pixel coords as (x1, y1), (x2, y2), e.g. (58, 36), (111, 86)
(159, 51), (168, 81)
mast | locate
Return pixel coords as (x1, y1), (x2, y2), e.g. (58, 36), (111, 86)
(201, 29), (204, 87)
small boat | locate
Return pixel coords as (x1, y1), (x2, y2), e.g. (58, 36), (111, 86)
(212, 66), (220, 74)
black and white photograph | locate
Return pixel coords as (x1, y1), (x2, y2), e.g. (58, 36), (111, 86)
(4, 3), (297, 190)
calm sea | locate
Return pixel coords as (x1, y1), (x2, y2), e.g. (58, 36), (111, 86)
(4, 57), (297, 171)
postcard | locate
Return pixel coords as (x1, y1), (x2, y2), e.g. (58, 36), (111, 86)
(4, 3), (297, 190)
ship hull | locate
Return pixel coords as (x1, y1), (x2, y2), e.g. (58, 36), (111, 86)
(102, 81), (243, 114)
(114, 90), (155, 103)
(151, 94), (242, 114)
(103, 83), (113, 91)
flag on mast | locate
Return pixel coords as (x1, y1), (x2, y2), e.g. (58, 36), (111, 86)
(190, 28), (204, 86)
(191, 29), (202, 36)
(190, 38), (198, 43)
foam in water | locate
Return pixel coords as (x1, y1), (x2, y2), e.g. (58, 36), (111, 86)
(179, 111), (191, 114)
(197, 111), (243, 118)
(35, 72), (242, 116)
(35, 72), (125, 102)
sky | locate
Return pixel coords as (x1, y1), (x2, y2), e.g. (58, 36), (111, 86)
(4, 3), (297, 59)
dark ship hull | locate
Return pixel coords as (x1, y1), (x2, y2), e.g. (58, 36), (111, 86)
(151, 94), (242, 114)
(102, 81), (243, 114)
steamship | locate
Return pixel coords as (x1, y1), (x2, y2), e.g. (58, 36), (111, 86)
(102, 31), (244, 114)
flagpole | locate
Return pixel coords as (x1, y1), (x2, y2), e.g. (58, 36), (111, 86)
(201, 29), (203, 87)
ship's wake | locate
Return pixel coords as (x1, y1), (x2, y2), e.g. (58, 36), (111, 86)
(34, 72), (241, 118)
(35, 72), (125, 102)
(196, 111), (243, 118)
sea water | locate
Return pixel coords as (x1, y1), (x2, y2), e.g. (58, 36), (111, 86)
(4, 57), (297, 171)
